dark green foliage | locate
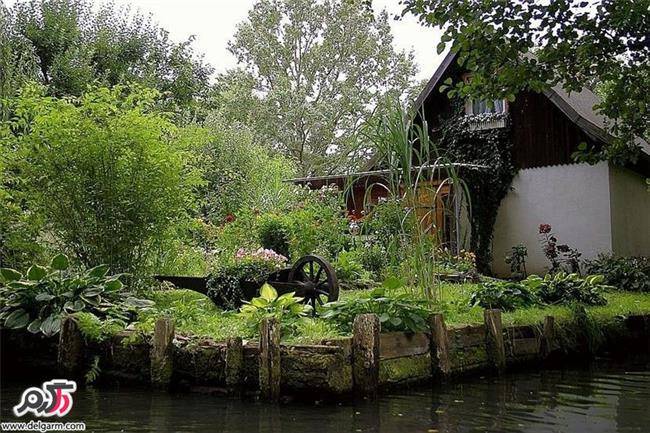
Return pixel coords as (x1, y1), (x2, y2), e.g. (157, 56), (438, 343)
(321, 287), (431, 333)
(257, 214), (291, 258)
(206, 273), (243, 311)
(469, 280), (536, 311)
(364, 198), (410, 254)
(505, 244), (528, 280)
(206, 249), (287, 310)
(438, 110), (516, 273)
(526, 273), (609, 306)
(357, 243), (387, 280)
(586, 254), (650, 293)
(334, 250), (371, 282)
(284, 185), (351, 260)
(0, 254), (154, 337)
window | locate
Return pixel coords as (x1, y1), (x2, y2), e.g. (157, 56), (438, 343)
(464, 98), (508, 130)
(465, 98), (506, 115)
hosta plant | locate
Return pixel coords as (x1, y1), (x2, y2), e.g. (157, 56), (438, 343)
(469, 280), (537, 311)
(238, 283), (311, 333)
(321, 284), (431, 333)
(585, 254), (650, 293)
(524, 273), (610, 306)
(0, 254), (154, 337)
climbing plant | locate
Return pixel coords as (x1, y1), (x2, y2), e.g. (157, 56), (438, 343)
(438, 103), (516, 273)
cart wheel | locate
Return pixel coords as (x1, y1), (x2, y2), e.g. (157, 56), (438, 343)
(288, 255), (339, 315)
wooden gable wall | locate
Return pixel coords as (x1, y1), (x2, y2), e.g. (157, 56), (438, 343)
(417, 67), (603, 170)
(508, 91), (600, 168)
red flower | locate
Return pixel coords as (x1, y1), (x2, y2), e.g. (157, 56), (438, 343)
(225, 214), (235, 223)
(539, 223), (552, 234)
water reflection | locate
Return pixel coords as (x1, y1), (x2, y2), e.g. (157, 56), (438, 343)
(1, 357), (648, 433)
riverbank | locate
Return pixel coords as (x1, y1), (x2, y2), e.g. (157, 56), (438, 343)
(2, 306), (649, 400)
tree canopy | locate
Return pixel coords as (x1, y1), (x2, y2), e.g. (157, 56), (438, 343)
(218, 0), (418, 175)
(403, 0), (649, 164)
(1, 0), (213, 117)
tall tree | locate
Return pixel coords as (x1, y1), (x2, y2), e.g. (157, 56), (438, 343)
(3, 0), (213, 116)
(220, 0), (417, 175)
(403, 0), (649, 164)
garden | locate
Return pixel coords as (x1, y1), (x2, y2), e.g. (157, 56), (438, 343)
(1, 0), (649, 391)
(1, 86), (649, 365)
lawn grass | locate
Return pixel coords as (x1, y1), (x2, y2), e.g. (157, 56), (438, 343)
(136, 289), (252, 341)
(136, 284), (650, 343)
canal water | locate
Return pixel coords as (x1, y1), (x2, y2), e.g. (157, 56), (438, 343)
(1, 356), (648, 433)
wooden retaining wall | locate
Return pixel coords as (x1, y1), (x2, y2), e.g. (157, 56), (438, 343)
(1, 311), (649, 400)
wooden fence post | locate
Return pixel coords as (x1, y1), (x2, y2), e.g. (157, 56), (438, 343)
(429, 313), (451, 378)
(58, 316), (84, 376)
(541, 315), (556, 357)
(352, 313), (380, 396)
(259, 318), (281, 401)
(225, 337), (243, 390)
(484, 309), (506, 372)
(150, 317), (175, 388)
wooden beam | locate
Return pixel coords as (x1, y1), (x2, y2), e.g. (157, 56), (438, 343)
(429, 314), (451, 377)
(259, 318), (281, 401)
(352, 314), (380, 396)
(150, 317), (175, 388)
(484, 309), (506, 372)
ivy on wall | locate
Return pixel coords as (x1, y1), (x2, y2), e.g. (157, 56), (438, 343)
(437, 105), (517, 274)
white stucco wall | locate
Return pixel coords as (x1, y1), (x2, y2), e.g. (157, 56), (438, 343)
(491, 162), (613, 276)
(609, 165), (650, 257)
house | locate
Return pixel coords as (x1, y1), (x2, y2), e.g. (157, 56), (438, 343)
(291, 51), (650, 276)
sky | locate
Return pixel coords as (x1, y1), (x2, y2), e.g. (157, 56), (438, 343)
(4, 0), (444, 81)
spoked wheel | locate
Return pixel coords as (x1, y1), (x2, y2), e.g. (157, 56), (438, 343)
(288, 255), (339, 315)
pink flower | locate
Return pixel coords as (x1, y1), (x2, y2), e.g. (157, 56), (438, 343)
(539, 224), (552, 234)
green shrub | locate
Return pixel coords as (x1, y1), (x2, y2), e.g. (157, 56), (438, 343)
(586, 254), (649, 292)
(334, 250), (371, 282)
(207, 185), (349, 267)
(321, 287), (430, 333)
(357, 243), (387, 279)
(257, 214), (291, 258)
(198, 116), (297, 223)
(364, 198), (411, 258)
(286, 185), (350, 260)
(208, 210), (260, 264)
(0, 254), (154, 337)
(505, 244), (528, 280)
(469, 280), (536, 311)
(525, 273), (609, 306)
(8, 84), (202, 274)
(436, 248), (477, 274)
(206, 248), (287, 310)
(74, 311), (124, 342)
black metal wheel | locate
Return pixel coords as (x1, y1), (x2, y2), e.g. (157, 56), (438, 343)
(288, 255), (339, 314)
